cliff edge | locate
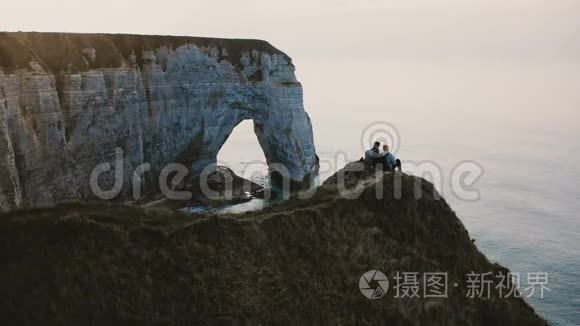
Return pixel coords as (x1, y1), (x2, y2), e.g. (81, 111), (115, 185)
(0, 163), (546, 325)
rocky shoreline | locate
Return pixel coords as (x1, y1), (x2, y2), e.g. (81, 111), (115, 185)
(136, 166), (269, 212)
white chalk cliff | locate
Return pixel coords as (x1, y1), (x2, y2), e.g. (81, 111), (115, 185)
(0, 32), (317, 209)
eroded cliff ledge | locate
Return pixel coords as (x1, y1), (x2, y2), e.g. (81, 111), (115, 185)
(0, 32), (317, 210)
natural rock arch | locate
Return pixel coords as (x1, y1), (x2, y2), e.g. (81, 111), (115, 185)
(215, 120), (266, 172)
(0, 32), (317, 209)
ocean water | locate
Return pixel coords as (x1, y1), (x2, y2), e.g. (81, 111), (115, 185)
(216, 60), (580, 324)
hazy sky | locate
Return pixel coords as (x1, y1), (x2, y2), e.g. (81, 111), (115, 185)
(4, 0), (580, 130)
(4, 0), (579, 61)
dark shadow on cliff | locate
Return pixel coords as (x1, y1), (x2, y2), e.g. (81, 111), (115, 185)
(0, 162), (546, 325)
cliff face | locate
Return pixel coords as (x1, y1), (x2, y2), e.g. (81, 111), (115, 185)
(0, 165), (546, 325)
(0, 32), (317, 210)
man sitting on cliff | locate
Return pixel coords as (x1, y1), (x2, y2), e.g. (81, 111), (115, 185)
(364, 141), (382, 165)
(380, 145), (402, 172)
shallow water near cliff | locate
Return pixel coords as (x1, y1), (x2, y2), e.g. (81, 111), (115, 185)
(183, 198), (271, 215)
(180, 173), (289, 214)
(216, 60), (580, 324)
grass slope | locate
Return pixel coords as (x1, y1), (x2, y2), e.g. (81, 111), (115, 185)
(0, 163), (546, 325)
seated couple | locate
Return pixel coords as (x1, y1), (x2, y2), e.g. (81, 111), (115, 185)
(363, 141), (402, 171)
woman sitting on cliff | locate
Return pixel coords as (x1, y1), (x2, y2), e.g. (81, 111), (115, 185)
(380, 145), (402, 172)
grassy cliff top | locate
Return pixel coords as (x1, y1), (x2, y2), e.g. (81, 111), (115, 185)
(0, 164), (546, 325)
(0, 31), (287, 73)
